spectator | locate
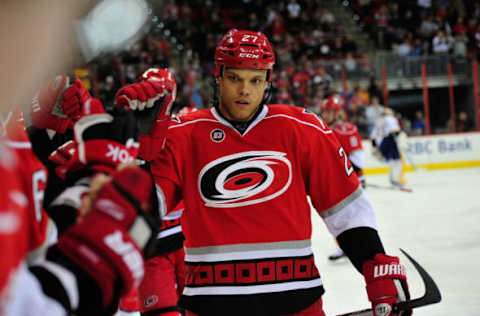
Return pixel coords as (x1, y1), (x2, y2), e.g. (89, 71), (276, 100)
(276, 87), (294, 105)
(286, 0), (302, 29)
(419, 15), (438, 40)
(98, 75), (117, 105)
(348, 97), (369, 137)
(365, 96), (385, 135)
(374, 5), (390, 49)
(356, 84), (370, 105)
(344, 53), (357, 71)
(417, 0), (432, 18)
(412, 110), (426, 134)
(453, 33), (468, 58)
(432, 30), (452, 54)
(456, 111), (475, 132)
(408, 38), (423, 57)
(452, 17), (467, 36)
(396, 37), (412, 56)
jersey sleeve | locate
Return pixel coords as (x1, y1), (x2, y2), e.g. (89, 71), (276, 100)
(301, 116), (361, 216)
(149, 129), (183, 216)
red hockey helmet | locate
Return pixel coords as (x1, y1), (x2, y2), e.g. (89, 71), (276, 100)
(214, 29), (275, 81)
(321, 95), (343, 112)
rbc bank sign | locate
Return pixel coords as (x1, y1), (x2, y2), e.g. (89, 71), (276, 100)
(406, 137), (473, 155)
(363, 132), (480, 170)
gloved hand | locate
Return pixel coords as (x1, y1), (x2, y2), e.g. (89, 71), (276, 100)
(55, 166), (154, 308)
(363, 254), (411, 316)
(49, 140), (77, 179)
(115, 68), (177, 161)
(61, 78), (92, 121)
(30, 75), (89, 133)
(65, 98), (139, 177)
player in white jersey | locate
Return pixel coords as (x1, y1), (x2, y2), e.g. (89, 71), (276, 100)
(126, 29), (412, 316)
(370, 108), (406, 188)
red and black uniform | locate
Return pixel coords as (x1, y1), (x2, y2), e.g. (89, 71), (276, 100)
(151, 104), (378, 315)
(331, 121), (365, 183)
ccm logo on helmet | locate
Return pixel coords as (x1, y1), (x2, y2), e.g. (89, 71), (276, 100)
(238, 53), (259, 59)
(199, 151), (292, 208)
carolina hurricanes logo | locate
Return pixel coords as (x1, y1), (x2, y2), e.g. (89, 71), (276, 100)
(198, 151), (292, 208)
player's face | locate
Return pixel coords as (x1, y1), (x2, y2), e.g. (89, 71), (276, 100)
(322, 109), (336, 125)
(218, 68), (268, 122)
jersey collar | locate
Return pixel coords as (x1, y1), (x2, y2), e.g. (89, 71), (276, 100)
(210, 105), (269, 136)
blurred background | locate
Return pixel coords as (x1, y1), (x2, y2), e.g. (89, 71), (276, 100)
(74, 0), (480, 138)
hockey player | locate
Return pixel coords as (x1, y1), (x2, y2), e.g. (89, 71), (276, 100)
(320, 95), (366, 261)
(115, 68), (185, 316)
(370, 107), (407, 189)
(130, 29), (411, 316)
(321, 95), (366, 188)
(1, 106), (57, 263)
(0, 95), (158, 315)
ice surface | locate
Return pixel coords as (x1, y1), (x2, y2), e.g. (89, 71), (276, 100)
(312, 167), (480, 315)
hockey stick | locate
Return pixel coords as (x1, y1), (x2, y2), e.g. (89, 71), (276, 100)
(366, 183), (413, 193)
(401, 151), (419, 171)
(337, 249), (441, 316)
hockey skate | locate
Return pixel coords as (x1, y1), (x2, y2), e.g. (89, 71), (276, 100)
(390, 180), (413, 193)
(328, 247), (346, 261)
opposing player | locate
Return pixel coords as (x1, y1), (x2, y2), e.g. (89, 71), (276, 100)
(116, 68), (185, 316)
(320, 95), (366, 261)
(370, 108), (409, 190)
(132, 29), (411, 316)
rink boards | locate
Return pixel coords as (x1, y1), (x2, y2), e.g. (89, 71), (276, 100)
(363, 131), (480, 174)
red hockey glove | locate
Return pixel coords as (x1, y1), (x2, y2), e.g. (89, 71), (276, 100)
(116, 80), (170, 111)
(30, 75), (86, 133)
(61, 78), (92, 121)
(363, 254), (411, 316)
(65, 99), (139, 176)
(56, 167), (155, 307)
(115, 68), (177, 161)
(49, 140), (77, 179)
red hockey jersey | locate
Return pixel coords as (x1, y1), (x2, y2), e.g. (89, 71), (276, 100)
(3, 108), (49, 253)
(332, 121), (363, 156)
(151, 104), (374, 315)
(0, 141), (30, 310)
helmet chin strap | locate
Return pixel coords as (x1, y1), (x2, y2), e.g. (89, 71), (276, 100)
(262, 82), (272, 105)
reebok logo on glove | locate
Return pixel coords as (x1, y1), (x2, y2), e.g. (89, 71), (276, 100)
(374, 263), (406, 278)
(106, 144), (135, 164)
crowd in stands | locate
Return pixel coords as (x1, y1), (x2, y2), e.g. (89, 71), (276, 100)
(80, 0), (477, 139)
(348, 0), (480, 58)
(84, 0), (362, 110)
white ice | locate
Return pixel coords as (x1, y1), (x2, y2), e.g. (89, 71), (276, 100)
(311, 167), (480, 316)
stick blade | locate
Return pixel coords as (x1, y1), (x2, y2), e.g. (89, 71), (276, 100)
(337, 249), (441, 316)
(393, 249), (442, 312)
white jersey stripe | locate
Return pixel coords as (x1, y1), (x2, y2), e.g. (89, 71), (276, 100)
(168, 118), (219, 129)
(183, 278), (323, 296)
(185, 246), (313, 262)
(157, 225), (182, 239)
(4, 140), (32, 148)
(264, 114), (333, 135)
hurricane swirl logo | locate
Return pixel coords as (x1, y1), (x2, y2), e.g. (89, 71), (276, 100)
(199, 151), (292, 208)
